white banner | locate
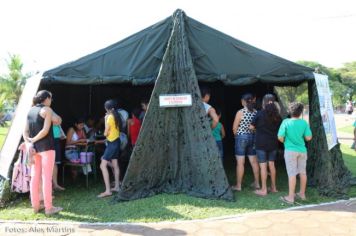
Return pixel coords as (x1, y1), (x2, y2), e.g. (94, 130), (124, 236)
(159, 94), (192, 107)
(313, 73), (338, 150)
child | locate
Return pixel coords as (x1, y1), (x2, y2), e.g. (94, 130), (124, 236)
(278, 102), (312, 204)
(212, 108), (225, 159)
(127, 108), (142, 147)
(97, 99), (121, 198)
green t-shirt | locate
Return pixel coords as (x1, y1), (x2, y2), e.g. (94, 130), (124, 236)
(277, 118), (312, 153)
(52, 125), (61, 139)
(212, 122), (222, 141)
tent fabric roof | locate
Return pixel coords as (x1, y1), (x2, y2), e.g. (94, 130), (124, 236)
(43, 10), (314, 86)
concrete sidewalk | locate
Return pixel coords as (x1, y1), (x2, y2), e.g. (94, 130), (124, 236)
(1, 199), (356, 236)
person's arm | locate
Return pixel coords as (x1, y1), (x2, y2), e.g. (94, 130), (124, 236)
(51, 111), (62, 125)
(277, 120), (285, 143)
(29, 107), (53, 143)
(232, 111), (242, 135)
(208, 107), (219, 129)
(23, 121), (31, 143)
(304, 123), (312, 142)
(66, 128), (75, 145)
(104, 115), (111, 137)
(221, 124), (226, 139)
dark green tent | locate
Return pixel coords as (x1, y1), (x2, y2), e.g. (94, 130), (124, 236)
(0, 9), (352, 204)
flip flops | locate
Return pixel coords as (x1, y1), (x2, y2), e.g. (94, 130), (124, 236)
(295, 193), (307, 201)
(280, 196), (294, 205)
(231, 186), (241, 191)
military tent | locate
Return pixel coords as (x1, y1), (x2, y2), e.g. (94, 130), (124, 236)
(0, 9), (351, 203)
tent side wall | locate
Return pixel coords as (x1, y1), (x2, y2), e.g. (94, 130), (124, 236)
(0, 74), (42, 204)
(307, 80), (352, 197)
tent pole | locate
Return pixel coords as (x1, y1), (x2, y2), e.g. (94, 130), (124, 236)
(89, 85), (92, 116)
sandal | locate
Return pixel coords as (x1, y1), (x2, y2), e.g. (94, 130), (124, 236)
(45, 206), (63, 216)
(280, 196), (294, 205)
(295, 193), (306, 201)
(97, 192), (112, 198)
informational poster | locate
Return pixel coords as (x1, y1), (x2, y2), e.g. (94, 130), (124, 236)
(313, 73), (338, 150)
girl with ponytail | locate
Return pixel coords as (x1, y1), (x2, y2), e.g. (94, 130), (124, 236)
(97, 99), (121, 198)
(250, 94), (282, 196)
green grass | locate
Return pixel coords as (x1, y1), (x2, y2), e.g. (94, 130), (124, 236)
(0, 125), (355, 223)
(0, 124), (9, 150)
(338, 125), (354, 135)
(0, 159), (337, 223)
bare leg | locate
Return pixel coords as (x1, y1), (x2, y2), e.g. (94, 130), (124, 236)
(232, 156), (245, 190)
(284, 175), (296, 202)
(111, 159), (120, 191)
(248, 155), (260, 189)
(255, 162), (267, 195)
(52, 164), (65, 190)
(268, 161), (277, 192)
(298, 174), (307, 199)
(98, 159), (112, 197)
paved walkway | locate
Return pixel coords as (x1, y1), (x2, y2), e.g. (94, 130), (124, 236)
(1, 199), (356, 235)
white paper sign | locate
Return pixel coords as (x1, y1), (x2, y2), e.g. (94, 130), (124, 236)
(159, 94), (192, 107)
(313, 72), (338, 150)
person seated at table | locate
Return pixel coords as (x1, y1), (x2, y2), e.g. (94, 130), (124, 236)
(65, 118), (88, 178)
(84, 116), (96, 140)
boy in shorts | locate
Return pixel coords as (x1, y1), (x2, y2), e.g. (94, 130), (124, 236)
(278, 102), (312, 204)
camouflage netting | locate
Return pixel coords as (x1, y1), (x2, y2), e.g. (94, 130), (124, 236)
(0, 175), (11, 207)
(307, 81), (353, 198)
(114, 11), (233, 201)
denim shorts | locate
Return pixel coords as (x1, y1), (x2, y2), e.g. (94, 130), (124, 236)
(256, 149), (277, 163)
(235, 134), (256, 157)
(102, 138), (120, 161)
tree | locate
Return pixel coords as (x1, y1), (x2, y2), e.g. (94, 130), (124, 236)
(297, 60), (348, 108)
(336, 61), (356, 101)
(0, 54), (31, 106)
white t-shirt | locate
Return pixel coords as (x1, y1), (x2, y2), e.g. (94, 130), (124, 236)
(203, 102), (211, 114)
(117, 108), (129, 130)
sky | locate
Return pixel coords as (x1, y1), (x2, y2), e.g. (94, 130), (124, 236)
(0, 0), (356, 75)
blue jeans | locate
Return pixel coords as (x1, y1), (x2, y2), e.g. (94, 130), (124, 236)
(216, 140), (224, 159)
(235, 134), (256, 156)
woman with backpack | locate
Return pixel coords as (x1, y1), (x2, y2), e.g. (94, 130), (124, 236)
(23, 90), (62, 215)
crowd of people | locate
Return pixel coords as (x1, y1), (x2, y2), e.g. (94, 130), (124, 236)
(201, 87), (312, 204)
(23, 87), (312, 215)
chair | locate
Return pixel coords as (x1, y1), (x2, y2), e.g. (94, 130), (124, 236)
(62, 142), (97, 188)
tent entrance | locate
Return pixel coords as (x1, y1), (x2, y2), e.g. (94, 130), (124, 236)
(41, 81), (275, 160)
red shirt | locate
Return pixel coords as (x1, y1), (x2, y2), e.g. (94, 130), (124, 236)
(129, 116), (141, 145)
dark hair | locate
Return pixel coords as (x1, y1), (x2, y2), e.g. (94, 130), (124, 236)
(140, 98), (149, 105)
(104, 99), (122, 130)
(33, 90), (52, 105)
(200, 86), (211, 98)
(262, 94), (280, 123)
(242, 93), (254, 112)
(132, 108), (141, 119)
(289, 102), (304, 117)
(73, 117), (85, 131)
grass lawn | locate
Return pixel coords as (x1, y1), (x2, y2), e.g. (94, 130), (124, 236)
(0, 124), (9, 150)
(338, 125), (354, 135)
(0, 123), (355, 222)
(0, 159), (342, 223)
